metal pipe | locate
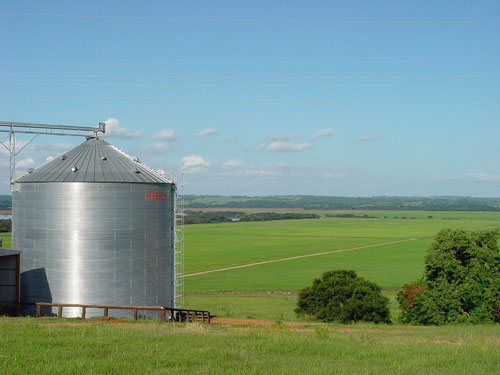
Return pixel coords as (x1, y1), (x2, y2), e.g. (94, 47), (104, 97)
(0, 120), (106, 188)
(0, 121), (104, 134)
(0, 129), (98, 137)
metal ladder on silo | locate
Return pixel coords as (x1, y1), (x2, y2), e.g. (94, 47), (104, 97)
(174, 174), (185, 308)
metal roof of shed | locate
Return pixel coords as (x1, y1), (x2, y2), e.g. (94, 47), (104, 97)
(0, 249), (20, 256)
(16, 138), (172, 184)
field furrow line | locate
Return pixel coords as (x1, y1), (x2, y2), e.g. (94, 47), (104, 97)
(182, 238), (417, 278)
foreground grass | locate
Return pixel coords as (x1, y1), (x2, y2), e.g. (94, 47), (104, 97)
(0, 317), (498, 374)
(0, 232), (11, 248)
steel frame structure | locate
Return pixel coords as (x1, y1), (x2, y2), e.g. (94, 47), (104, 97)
(165, 173), (185, 309)
(0, 121), (105, 190)
(3, 121), (184, 315)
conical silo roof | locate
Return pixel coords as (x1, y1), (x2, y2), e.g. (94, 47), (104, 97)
(16, 137), (171, 184)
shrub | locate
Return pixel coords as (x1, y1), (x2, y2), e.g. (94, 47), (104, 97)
(295, 270), (391, 324)
(398, 229), (500, 325)
(0, 219), (11, 233)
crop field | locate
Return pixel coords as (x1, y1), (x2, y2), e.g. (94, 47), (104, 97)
(2, 211), (500, 374)
(3, 211), (500, 319)
(2, 211), (499, 320)
(183, 211), (500, 319)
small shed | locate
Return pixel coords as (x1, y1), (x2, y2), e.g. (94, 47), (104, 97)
(0, 247), (20, 316)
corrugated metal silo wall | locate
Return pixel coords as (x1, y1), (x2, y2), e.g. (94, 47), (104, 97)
(13, 182), (175, 318)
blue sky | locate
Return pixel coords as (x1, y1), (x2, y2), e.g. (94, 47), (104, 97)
(0, 1), (499, 196)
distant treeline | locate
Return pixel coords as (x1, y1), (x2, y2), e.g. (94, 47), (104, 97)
(184, 195), (500, 211)
(0, 219), (11, 233)
(184, 211), (319, 225)
(1, 194), (499, 212)
(325, 213), (378, 219)
(0, 195), (11, 210)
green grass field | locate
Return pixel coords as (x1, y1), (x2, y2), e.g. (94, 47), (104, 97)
(0, 317), (499, 374)
(2, 211), (500, 374)
(184, 213), (500, 275)
(0, 232), (11, 248)
(182, 211), (500, 320)
(3, 210), (499, 320)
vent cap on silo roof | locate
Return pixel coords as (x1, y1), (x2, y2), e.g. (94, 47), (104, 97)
(16, 138), (172, 184)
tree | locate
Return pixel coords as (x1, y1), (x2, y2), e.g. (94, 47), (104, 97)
(295, 270), (391, 324)
(398, 229), (500, 325)
(0, 219), (11, 233)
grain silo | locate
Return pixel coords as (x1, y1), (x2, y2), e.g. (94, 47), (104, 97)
(12, 137), (178, 317)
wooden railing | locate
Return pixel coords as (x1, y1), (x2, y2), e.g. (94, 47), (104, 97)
(35, 302), (211, 323)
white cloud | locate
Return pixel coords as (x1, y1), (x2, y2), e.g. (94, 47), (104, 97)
(103, 118), (142, 139)
(354, 135), (384, 142)
(34, 142), (74, 153)
(141, 143), (173, 154)
(324, 171), (349, 179)
(253, 134), (312, 152)
(265, 141), (312, 152)
(225, 134), (240, 141)
(0, 140), (10, 156)
(16, 157), (35, 168)
(153, 129), (178, 140)
(180, 154), (211, 173)
(218, 162), (312, 179)
(265, 134), (299, 142)
(197, 128), (219, 138)
(430, 173), (500, 183)
(468, 173), (500, 182)
(0, 137), (31, 156)
(311, 129), (334, 141)
(223, 159), (243, 168)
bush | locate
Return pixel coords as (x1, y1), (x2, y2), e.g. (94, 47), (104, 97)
(295, 270), (391, 324)
(398, 229), (500, 325)
(0, 219), (11, 233)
